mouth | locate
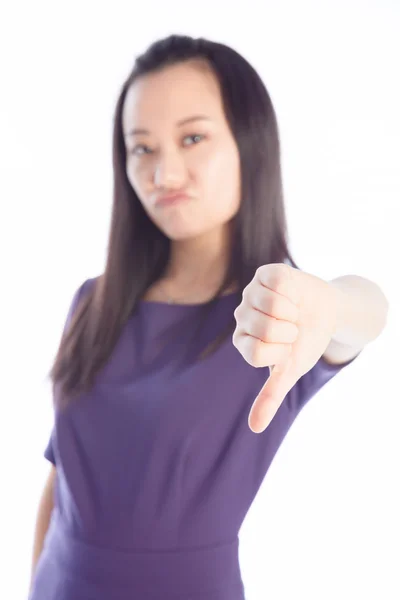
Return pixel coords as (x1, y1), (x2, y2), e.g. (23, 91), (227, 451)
(155, 193), (191, 207)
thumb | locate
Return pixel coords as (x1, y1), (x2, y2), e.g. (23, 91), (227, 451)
(249, 355), (298, 431)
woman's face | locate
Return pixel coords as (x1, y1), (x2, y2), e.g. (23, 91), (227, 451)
(122, 60), (241, 241)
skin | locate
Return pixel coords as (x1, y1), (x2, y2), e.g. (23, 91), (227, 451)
(29, 465), (56, 592)
(121, 60), (241, 301)
(121, 59), (388, 434)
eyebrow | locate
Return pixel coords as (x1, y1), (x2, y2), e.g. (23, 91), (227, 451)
(124, 115), (212, 138)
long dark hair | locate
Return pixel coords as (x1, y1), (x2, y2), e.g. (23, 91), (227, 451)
(48, 34), (299, 409)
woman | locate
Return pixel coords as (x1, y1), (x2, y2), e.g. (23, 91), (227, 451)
(29, 34), (388, 600)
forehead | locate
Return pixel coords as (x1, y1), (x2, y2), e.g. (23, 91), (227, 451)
(122, 61), (225, 132)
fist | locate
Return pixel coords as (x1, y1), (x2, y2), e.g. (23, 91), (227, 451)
(233, 264), (300, 370)
(232, 263), (337, 433)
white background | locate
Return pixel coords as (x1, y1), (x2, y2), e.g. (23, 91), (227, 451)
(1, 1), (399, 598)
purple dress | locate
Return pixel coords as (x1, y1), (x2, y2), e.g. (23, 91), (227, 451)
(29, 278), (359, 600)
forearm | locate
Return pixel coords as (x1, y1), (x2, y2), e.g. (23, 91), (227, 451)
(329, 275), (389, 347)
(30, 469), (55, 589)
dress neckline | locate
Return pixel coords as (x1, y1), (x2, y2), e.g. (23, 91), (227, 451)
(138, 291), (239, 309)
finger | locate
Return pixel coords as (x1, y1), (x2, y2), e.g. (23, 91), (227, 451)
(235, 334), (292, 368)
(258, 357), (298, 404)
(234, 310), (299, 345)
(245, 284), (300, 323)
(256, 263), (300, 306)
(249, 359), (299, 432)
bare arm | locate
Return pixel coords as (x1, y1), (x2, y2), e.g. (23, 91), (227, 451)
(29, 465), (56, 589)
(324, 274), (389, 365)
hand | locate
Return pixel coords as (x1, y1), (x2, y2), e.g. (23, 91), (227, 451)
(233, 263), (338, 433)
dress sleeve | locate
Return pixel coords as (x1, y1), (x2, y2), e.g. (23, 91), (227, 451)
(44, 429), (56, 465)
(60, 278), (92, 337)
(287, 351), (362, 414)
(44, 278), (92, 465)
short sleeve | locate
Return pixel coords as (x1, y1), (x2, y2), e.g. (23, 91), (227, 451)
(43, 277), (93, 465)
(44, 430), (56, 465)
(288, 351), (362, 414)
(61, 277), (93, 337)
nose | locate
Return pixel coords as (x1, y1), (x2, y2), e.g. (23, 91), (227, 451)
(153, 148), (187, 189)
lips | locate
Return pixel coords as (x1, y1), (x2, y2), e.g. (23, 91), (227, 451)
(155, 192), (191, 207)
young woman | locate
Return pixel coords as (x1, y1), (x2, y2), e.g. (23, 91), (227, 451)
(29, 34), (388, 600)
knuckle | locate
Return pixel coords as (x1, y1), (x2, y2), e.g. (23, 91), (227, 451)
(257, 263), (291, 291)
(256, 314), (272, 342)
(255, 265), (268, 281)
(248, 342), (266, 368)
(268, 297), (279, 316)
(238, 337), (261, 367)
(241, 284), (252, 300)
(233, 334), (262, 368)
(264, 324), (275, 344)
(233, 304), (242, 322)
(231, 330), (239, 348)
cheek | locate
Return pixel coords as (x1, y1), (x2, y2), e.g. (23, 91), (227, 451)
(127, 159), (142, 188)
(197, 144), (241, 211)
(126, 160), (150, 203)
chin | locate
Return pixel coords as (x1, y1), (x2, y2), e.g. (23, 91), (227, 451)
(151, 214), (206, 241)
(162, 226), (205, 241)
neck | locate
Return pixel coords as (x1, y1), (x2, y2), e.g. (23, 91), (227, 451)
(164, 226), (233, 293)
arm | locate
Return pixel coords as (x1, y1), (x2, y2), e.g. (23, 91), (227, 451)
(323, 275), (389, 365)
(29, 465), (56, 590)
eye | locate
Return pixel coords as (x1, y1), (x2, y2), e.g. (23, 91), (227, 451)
(182, 134), (205, 147)
(129, 144), (152, 156)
